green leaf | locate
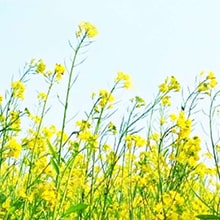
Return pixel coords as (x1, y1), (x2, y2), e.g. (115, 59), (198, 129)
(63, 203), (88, 216)
(196, 214), (220, 219)
(47, 139), (60, 175)
(50, 157), (59, 175)
(47, 139), (58, 160)
(0, 192), (6, 204)
(13, 198), (24, 209)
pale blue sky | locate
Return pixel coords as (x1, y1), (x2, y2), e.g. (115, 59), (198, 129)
(1, 0), (220, 120)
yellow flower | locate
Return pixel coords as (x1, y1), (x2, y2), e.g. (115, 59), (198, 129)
(159, 76), (180, 93)
(39, 182), (57, 210)
(161, 95), (171, 106)
(6, 138), (22, 158)
(0, 95), (3, 105)
(160, 117), (166, 125)
(37, 92), (48, 102)
(36, 59), (46, 73)
(9, 110), (21, 131)
(210, 78), (218, 88)
(76, 120), (91, 130)
(169, 76), (181, 92)
(11, 80), (25, 100)
(114, 71), (132, 89)
(150, 133), (160, 141)
(77, 21), (98, 38)
(55, 63), (65, 75)
(2, 197), (11, 210)
(159, 83), (169, 93)
(125, 134), (147, 148)
(78, 130), (92, 141)
(98, 89), (115, 108)
(198, 71), (218, 92)
(55, 63), (65, 82)
(206, 71), (215, 80)
(200, 70), (205, 75)
(198, 82), (209, 92)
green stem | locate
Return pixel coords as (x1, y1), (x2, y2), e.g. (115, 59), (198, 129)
(53, 33), (87, 220)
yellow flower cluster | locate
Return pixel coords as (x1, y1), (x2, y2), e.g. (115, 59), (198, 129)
(77, 21), (98, 38)
(114, 71), (132, 89)
(37, 92), (48, 102)
(154, 191), (184, 219)
(159, 76), (180, 93)
(36, 59), (46, 74)
(0, 95), (3, 105)
(170, 111), (192, 138)
(198, 71), (218, 92)
(11, 80), (25, 100)
(33, 59), (65, 82)
(75, 120), (98, 151)
(9, 110), (21, 132)
(55, 63), (65, 82)
(170, 136), (201, 167)
(161, 95), (171, 106)
(98, 89), (115, 108)
(5, 137), (22, 158)
(38, 182), (57, 210)
(125, 134), (147, 149)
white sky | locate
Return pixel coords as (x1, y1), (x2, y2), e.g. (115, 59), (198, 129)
(1, 0), (220, 128)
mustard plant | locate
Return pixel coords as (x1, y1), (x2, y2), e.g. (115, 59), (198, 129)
(1, 22), (220, 220)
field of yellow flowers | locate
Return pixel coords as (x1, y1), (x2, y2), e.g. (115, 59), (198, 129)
(0, 22), (220, 220)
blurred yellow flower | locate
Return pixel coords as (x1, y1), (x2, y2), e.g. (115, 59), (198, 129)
(0, 95), (3, 105)
(36, 59), (46, 73)
(114, 71), (132, 89)
(6, 138), (22, 158)
(77, 21), (98, 38)
(11, 80), (25, 100)
(55, 63), (65, 82)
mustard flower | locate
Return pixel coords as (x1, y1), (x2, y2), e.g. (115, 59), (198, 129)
(11, 80), (25, 100)
(78, 130), (92, 141)
(9, 110), (21, 131)
(55, 63), (65, 82)
(2, 197), (11, 211)
(169, 76), (181, 91)
(36, 59), (46, 73)
(77, 21), (98, 38)
(125, 134), (147, 148)
(198, 71), (218, 92)
(159, 76), (180, 93)
(0, 95), (3, 105)
(6, 138), (22, 158)
(114, 71), (132, 89)
(176, 111), (192, 138)
(160, 117), (166, 125)
(76, 120), (91, 130)
(169, 113), (177, 121)
(198, 82), (209, 92)
(98, 89), (115, 108)
(200, 70), (205, 76)
(159, 82), (169, 93)
(42, 125), (56, 139)
(39, 182), (57, 210)
(161, 95), (171, 106)
(37, 92), (48, 102)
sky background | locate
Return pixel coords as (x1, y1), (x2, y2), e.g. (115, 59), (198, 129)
(1, 0), (220, 131)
